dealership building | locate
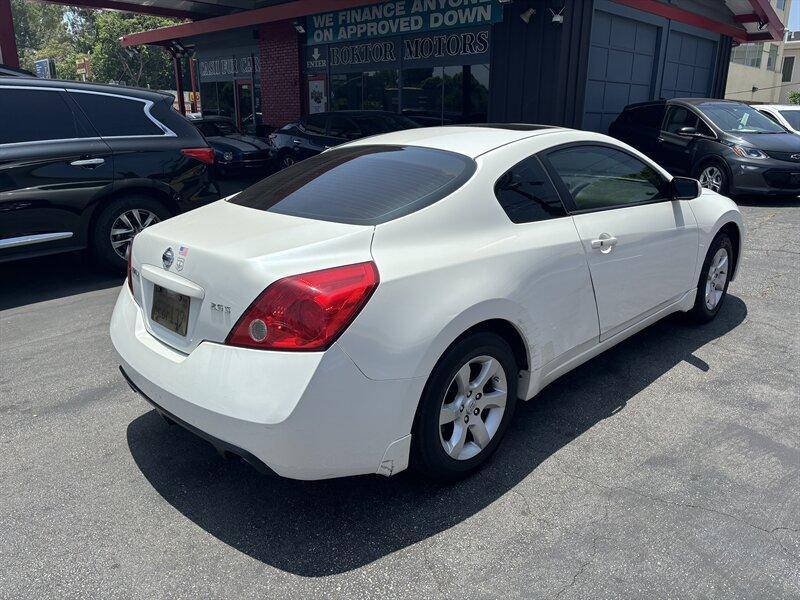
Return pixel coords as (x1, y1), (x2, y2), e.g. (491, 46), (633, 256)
(2, 0), (785, 133)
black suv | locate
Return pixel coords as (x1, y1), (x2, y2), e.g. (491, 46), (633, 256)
(269, 110), (419, 169)
(0, 78), (219, 270)
(609, 98), (800, 197)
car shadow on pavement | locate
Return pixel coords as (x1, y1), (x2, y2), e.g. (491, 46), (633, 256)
(0, 251), (121, 312)
(734, 195), (800, 208)
(126, 295), (747, 577)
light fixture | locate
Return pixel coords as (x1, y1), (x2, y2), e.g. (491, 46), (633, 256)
(520, 8), (535, 23)
(550, 7), (565, 24)
(293, 20), (305, 34)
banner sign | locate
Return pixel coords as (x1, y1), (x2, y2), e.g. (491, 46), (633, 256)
(307, 0), (503, 44)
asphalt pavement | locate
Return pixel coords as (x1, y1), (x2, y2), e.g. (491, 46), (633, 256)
(0, 196), (798, 599)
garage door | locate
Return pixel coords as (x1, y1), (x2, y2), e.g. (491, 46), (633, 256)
(583, 10), (658, 133)
(660, 31), (716, 98)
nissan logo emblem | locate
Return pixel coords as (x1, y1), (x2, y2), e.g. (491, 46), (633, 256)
(162, 247), (174, 269)
(792, 154), (800, 161)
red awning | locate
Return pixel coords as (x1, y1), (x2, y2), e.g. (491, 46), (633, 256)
(119, 0), (787, 48)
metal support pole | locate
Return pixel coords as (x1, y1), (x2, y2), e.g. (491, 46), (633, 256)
(172, 51), (186, 115)
(0, 0), (20, 68)
(188, 55), (198, 113)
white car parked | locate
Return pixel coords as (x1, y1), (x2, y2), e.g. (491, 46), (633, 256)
(755, 104), (800, 134)
(111, 125), (744, 481)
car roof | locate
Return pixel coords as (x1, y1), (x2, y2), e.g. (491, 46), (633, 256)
(0, 76), (172, 103)
(343, 124), (566, 158)
(305, 110), (407, 118)
(757, 104), (800, 110)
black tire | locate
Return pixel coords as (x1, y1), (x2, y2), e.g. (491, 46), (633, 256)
(279, 152), (296, 170)
(694, 160), (730, 196)
(90, 195), (172, 272)
(689, 232), (734, 324)
(411, 332), (518, 481)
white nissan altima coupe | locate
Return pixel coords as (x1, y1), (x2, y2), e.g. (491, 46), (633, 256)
(111, 124), (744, 481)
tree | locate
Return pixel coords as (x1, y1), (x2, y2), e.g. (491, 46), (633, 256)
(11, 0), (80, 78)
(11, 1), (179, 88)
(89, 12), (177, 89)
(788, 90), (800, 105)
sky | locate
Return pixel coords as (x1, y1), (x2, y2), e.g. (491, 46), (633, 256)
(790, 2), (800, 31)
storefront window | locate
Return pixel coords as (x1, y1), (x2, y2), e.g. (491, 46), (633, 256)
(363, 70), (399, 112)
(400, 65), (488, 126)
(402, 68), (443, 126)
(218, 82), (235, 119)
(331, 73), (363, 111)
(200, 82), (218, 116)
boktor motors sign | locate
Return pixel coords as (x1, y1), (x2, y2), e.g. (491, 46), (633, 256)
(315, 28), (491, 73)
(307, 0), (503, 44)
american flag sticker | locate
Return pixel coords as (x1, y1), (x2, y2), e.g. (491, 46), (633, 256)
(179, 245), (189, 257)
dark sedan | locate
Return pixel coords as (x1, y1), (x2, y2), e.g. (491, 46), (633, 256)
(192, 116), (273, 177)
(269, 110), (419, 169)
(609, 98), (800, 197)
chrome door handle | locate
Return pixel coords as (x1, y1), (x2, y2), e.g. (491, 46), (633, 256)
(70, 158), (105, 168)
(590, 234), (618, 253)
(292, 139), (302, 144)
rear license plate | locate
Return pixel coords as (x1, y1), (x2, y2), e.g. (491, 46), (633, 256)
(151, 285), (190, 336)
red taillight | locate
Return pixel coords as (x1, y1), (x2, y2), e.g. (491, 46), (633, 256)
(226, 262), (379, 351)
(181, 147), (215, 165)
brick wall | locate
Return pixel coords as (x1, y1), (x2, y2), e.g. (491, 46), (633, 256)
(258, 21), (302, 128)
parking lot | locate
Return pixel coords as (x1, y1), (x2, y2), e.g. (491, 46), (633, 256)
(0, 195), (798, 599)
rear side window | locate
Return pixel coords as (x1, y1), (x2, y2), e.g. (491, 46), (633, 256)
(230, 145), (475, 225)
(70, 92), (165, 137)
(495, 156), (566, 223)
(629, 105), (665, 129)
(0, 88), (85, 144)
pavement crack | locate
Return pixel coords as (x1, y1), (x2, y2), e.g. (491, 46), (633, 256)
(554, 468), (797, 559)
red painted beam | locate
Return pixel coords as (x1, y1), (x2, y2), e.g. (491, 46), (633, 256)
(611, 0), (750, 41)
(0, 0), (20, 68)
(120, 0), (385, 47)
(733, 13), (760, 24)
(42, 0), (196, 21)
(747, 0), (785, 41)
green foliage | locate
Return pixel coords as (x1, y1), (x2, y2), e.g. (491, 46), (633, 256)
(788, 90), (800, 106)
(89, 12), (177, 88)
(11, 0), (179, 88)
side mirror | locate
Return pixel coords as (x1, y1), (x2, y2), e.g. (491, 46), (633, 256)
(677, 126), (698, 137)
(671, 176), (702, 200)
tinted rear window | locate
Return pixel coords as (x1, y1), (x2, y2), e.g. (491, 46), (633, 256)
(229, 145), (475, 225)
(70, 92), (165, 137)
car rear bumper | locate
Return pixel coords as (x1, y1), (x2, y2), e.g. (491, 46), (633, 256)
(110, 286), (421, 480)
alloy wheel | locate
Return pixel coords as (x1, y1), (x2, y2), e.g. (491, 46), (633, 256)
(282, 155), (296, 169)
(439, 355), (507, 461)
(698, 166), (724, 192)
(110, 209), (160, 260)
(705, 247), (729, 310)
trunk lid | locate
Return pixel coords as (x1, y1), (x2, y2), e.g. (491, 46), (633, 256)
(129, 200), (375, 354)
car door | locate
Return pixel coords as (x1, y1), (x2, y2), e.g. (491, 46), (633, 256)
(542, 143), (699, 340)
(626, 105), (666, 159)
(0, 85), (114, 260)
(657, 105), (703, 174)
